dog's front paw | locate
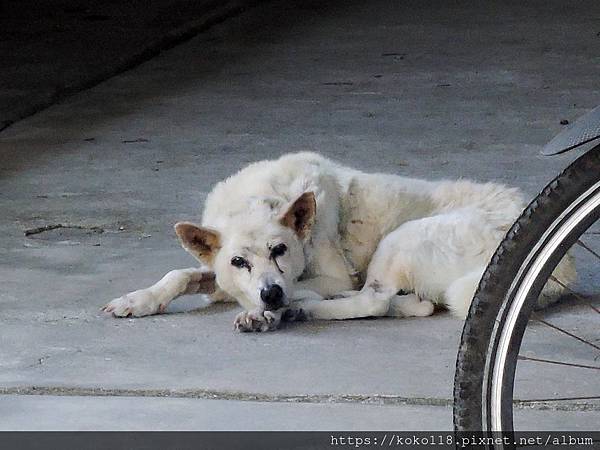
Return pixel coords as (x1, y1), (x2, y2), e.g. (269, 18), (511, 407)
(102, 289), (163, 317)
(234, 309), (280, 332)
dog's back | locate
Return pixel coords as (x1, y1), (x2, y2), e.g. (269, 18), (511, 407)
(202, 152), (344, 234)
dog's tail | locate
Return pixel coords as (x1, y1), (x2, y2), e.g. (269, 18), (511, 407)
(444, 269), (485, 319)
(444, 253), (577, 319)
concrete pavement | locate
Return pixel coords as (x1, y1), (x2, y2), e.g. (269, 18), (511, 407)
(1, 0), (599, 431)
(2, 395), (599, 431)
(0, 0), (259, 130)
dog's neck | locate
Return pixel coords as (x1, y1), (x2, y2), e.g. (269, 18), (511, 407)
(299, 235), (362, 290)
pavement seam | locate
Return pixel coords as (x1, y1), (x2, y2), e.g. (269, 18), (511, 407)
(0, 386), (450, 407)
(1, 386), (598, 411)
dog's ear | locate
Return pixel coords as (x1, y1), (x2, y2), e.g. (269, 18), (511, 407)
(279, 191), (316, 239)
(174, 222), (221, 265)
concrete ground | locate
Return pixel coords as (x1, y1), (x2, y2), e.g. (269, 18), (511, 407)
(0, 0), (257, 131)
(1, 0), (599, 431)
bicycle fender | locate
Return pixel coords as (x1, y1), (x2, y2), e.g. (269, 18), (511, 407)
(541, 104), (600, 155)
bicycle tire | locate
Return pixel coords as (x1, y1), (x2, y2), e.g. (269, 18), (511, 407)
(454, 144), (600, 432)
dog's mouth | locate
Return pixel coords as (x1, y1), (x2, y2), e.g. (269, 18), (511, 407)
(264, 303), (283, 312)
(263, 296), (289, 311)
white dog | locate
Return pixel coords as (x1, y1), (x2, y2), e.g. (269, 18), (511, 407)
(103, 152), (576, 331)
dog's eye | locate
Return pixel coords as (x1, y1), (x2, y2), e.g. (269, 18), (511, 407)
(231, 256), (250, 271)
(270, 243), (287, 258)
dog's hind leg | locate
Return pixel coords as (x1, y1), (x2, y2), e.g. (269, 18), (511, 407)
(387, 294), (434, 318)
(103, 267), (216, 317)
(295, 216), (452, 320)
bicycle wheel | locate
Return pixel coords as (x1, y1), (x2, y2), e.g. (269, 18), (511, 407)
(454, 144), (600, 432)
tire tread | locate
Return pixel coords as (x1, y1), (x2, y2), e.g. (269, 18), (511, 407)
(454, 145), (600, 430)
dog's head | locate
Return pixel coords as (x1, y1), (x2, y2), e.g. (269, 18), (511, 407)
(174, 192), (316, 311)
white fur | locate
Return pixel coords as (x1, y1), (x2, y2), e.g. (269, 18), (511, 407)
(105, 152), (576, 330)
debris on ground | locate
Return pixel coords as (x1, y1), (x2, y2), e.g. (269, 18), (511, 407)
(24, 224), (105, 236)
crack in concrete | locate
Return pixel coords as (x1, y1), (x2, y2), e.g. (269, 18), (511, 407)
(1, 386), (598, 411)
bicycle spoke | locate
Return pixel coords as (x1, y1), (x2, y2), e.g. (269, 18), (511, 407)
(517, 396), (600, 403)
(531, 315), (600, 352)
(549, 275), (600, 314)
(518, 355), (600, 370)
(576, 239), (600, 261)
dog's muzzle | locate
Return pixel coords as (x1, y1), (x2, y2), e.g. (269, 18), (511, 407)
(260, 284), (285, 310)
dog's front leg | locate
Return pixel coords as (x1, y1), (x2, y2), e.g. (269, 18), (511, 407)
(290, 282), (397, 320)
(103, 267), (216, 317)
(233, 289), (324, 332)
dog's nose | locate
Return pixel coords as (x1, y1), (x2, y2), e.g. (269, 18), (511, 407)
(260, 284), (283, 307)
